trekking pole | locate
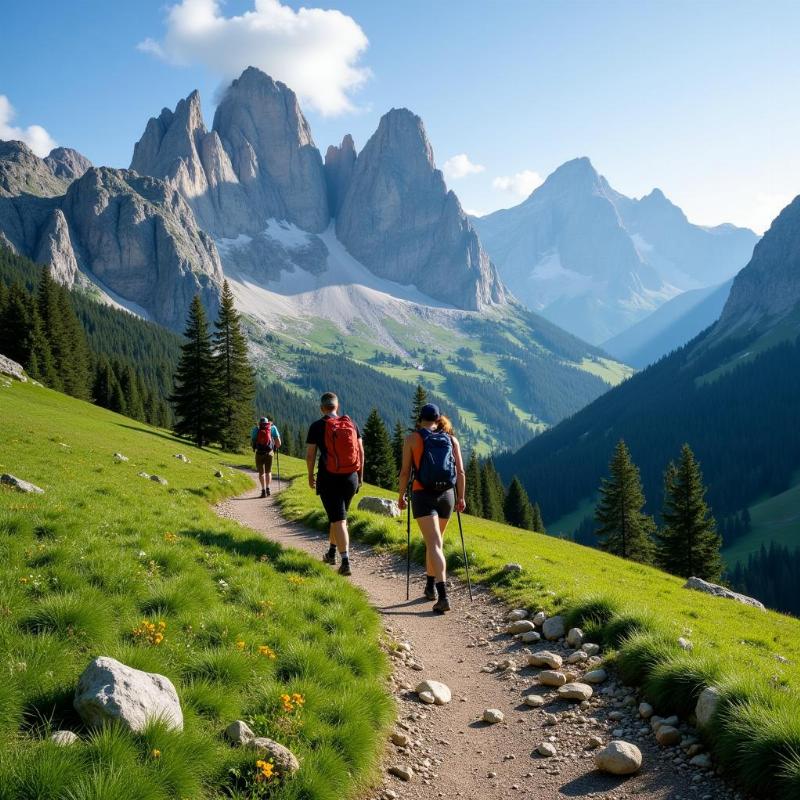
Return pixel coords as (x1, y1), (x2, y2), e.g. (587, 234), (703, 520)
(406, 475), (413, 601)
(276, 448), (281, 491)
(456, 503), (474, 602)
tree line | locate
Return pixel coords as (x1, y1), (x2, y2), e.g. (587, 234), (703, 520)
(728, 542), (800, 616)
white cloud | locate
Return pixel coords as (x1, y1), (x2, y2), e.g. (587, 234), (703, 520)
(0, 95), (57, 157)
(492, 169), (543, 198)
(138, 0), (370, 116)
(442, 153), (485, 180)
(463, 208), (485, 218)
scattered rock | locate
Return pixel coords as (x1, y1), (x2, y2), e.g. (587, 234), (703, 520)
(150, 475), (168, 486)
(527, 651), (563, 669)
(582, 643), (600, 656)
(247, 737), (300, 775)
(594, 740), (643, 775)
(582, 669), (608, 685)
(567, 650), (588, 664)
(566, 627), (584, 648)
(138, 471), (150, 479)
(532, 611), (547, 626)
(113, 453), (129, 462)
(173, 453), (191, 463)
(587, 735), (604, 749)
(415, 680), (451, 705)
(508, 608), (528, 621)
(639, 702), (654, 719)
(391, 732), (410, 747)
(0, 354), (26, 382)
(483, 708), (505, 724)
(537, 742), (557, 757)
(655, 725), (682, 746)
(677, 637), (693, 651)
(74, 656), (183, 732)
(690, 753), (712, 769)
(0, 474), (44, 494)
(357, 496), (401, 517)
(507, 620), (536, 634)
(418, 691), (435, 705)
(695, 686), (721, 728)
(389, 765), (414, 781)
(524, 694), (546, 707)
(225, 719), (255, 745)
(214, 470), (224, 478)
(683, 576), (766, 610)
(383, 791), (399, 800)
(50, 730), (79, 746)
(537, 670), (567, 687)
(542, 615), (565, 641)
(557, 682), (593, 701)
(503, 563), (523, 573)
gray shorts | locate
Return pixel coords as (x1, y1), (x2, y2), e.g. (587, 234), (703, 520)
(411, 488), (455, 520)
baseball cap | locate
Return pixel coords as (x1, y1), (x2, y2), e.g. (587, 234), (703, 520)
(420, 403), (440, 421)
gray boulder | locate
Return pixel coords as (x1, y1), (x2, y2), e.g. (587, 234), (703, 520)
(683, 576), (765, 609)
(1, 473), (44, 493)
(695, 686), (721, 728)
(594, 740), (642, 775)
(357, 496), (401, 518)
(150, 475), (168, 486)
(0, 354), (26, 382)
(50, 730), (79, 746)
(246, 737), (300, 775)
(74, 656), (183, 732)
(542, 615), (566, 640)
(225, 719), (255, 745)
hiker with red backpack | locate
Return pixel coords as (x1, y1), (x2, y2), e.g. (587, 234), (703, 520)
(251, 416), (282, 498)
(398, 404), (466, 613)
(305, 392), (364, 576)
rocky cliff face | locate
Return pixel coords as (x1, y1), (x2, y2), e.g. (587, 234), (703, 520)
(0, 141), (223, 329)
(324, 134), (356, 217)
(714, 194), (800, 338)
(132, 68), (329, 236)
(335, 108), (504, 310)
(44, 147), (92, 182)
(0, 140), (68, 198)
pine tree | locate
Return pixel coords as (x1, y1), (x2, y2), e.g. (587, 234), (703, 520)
(465, 451), (483, 517)
(504, 476), (535, 529)
(595, 440), (655, 563)
(392, 420), (406, 472)
(363, 408), (396, 489)
(55, 284), (91, 399)
(120, 364), (146, 421)
(92, 355), (118, 409)
(410, 383), (428, 426)
(170, 295), (218, 447)
(480, 459), (505, 522)
(656, 444), (722, 581)
(213, 280), (255, 452)
(26, 298), (58, 386)
(0, 283), (32, 365)
(531, 502), (546, 533)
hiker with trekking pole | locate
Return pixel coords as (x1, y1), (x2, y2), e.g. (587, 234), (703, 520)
(251, 416), (282, 498)
(398, 403), (471, 613)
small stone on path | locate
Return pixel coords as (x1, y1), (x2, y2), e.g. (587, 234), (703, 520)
(655, 725), (682, 746)
(415, 680), (451, 705)
(527, 651), (563, 669)
(537, 742), (557, 757)
(557, 682), (593, 701)
(542, 615), (565, 640)
(483, 708), (505, 724)
(389, 765), (414, 781)
(595, 740), (643, 775)
(538, 670), (567, 687)
(524, 694), (546, 707)
(582, 669), (608, 684)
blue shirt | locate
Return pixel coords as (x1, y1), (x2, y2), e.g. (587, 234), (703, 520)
(251, 424), (280, 449)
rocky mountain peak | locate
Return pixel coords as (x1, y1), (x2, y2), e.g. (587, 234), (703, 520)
(324, 134), (356, 217)
(0, 139), (68, 198)
(335, 107), (505, 310)
(44, 147), (92, 182)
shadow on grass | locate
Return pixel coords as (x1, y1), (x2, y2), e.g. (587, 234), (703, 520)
(114, 423), (187, 446)
(181, 527), (283, 563)
(23, 686), (83, 733)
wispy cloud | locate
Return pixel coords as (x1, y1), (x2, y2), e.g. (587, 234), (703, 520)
(0, 95), (56, 157)
(492, 169), (543, 198)
(442, 153), (485, 179)
(138, 0), (370, 116)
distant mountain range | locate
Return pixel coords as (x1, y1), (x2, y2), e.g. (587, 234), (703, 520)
(473, 158), (758, 344)
(497, 192), (800, 539)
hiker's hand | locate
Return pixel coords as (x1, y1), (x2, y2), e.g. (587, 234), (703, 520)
(456, 498), (466, 513)
(398, 494), (407, 511)
(308, 474), (316, 490)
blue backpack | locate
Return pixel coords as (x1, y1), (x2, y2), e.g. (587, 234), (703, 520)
(416, 428), (457, 491)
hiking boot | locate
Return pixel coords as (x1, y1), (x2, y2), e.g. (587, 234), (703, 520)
(423, 586), (437, 601)
(322, 550), (336, 565)
(266, 486), (271, 497)
(432, 596), (451, 614)
(338, 560), (352, 577)
(260, 489), (267, 498)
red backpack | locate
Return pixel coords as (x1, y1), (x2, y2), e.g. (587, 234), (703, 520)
(255, 423), (273, 453)
(323, 416), (361, 474)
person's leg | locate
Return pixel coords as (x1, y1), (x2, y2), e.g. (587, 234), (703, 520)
(256, 454), (267, 496)
(416, 515), (446, 583)
(265, 454), (274, 495)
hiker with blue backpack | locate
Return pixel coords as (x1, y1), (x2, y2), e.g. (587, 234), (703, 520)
(398, 403), (466, 613)
(251, 416), (282, 498)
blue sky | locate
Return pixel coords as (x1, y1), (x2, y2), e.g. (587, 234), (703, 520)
(2, 0), (799, 232)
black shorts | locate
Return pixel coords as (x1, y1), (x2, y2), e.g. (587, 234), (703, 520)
(317, 472), (359, 524)
(412, 488), (455, 520)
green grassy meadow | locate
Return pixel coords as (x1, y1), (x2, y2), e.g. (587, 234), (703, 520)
(0, 380), (392, 800)
(277, 458), (800, 798)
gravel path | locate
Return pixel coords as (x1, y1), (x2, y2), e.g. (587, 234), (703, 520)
(216, 476), (746, 800)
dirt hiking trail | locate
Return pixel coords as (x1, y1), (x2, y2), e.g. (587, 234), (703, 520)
(216, 475), (746, 800)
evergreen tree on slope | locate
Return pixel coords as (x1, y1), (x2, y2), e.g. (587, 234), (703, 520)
(410, 383), (428, 425)
(213, 281), (255, 452)
(480, 459), (505, 522)
(392, 420), (406, 472)
(363, 408), (396, 489)
(465, 451), (483, 517)
(171, 295), (218, 447)
(531, 502), (546, 534)
(504, 476), (535, 530)
(657, 443), (722, 581)
(595, 440), (655, 563)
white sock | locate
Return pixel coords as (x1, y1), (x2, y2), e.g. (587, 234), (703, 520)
(340, 549), (349, 560)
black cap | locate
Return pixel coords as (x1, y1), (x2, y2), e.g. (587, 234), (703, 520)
(420, 403), (440, 421)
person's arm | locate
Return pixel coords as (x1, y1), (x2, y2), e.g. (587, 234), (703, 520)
(357, 437), (365, 489)
(306, 444), (317, 490)
(250, 427), (256, 450)
(452, 436), (466, 512)
(397, 434), (415, 510)
(272, 425), (281, 450)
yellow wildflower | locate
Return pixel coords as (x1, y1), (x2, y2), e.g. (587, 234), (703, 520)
(257, 645), (276, 659)
(235, 639), (246, 651)
(150, 748), (161, 759)
(255, 758), (274, 782)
